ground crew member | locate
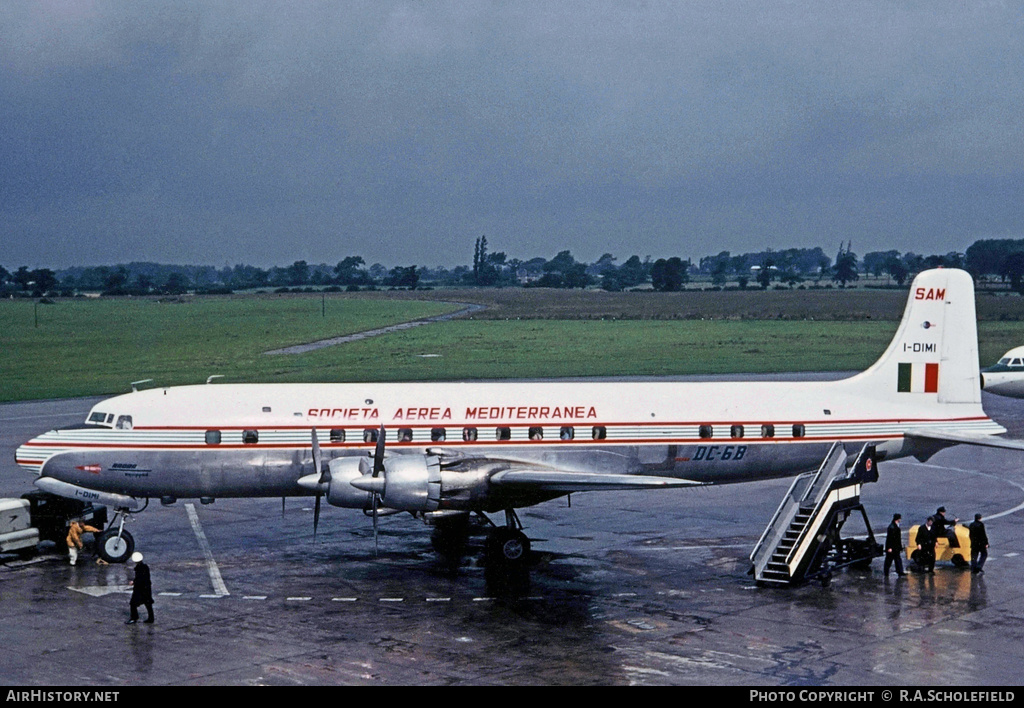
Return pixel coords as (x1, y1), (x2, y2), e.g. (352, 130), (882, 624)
(126, 552), (154, 624)
(915, 516), (937, 573)
(65, 520), (100, 566)
(884, 513), (906, 577)
(970, 513), (989, 574)
(934, 506), (960, 547)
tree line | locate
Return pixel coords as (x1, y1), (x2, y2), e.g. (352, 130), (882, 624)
(2, 238), (1023, 298)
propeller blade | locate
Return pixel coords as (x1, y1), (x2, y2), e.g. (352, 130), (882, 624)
(372, 424), (386, 476)
(372, 493), (379, 556)
(311, 428), (323, 479)
(310, 428), (327, 541)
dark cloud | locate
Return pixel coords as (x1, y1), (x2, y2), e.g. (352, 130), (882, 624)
(2, 1), (1022, 268)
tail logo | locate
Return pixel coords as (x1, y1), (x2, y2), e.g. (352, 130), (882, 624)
(914, 287), (946, 301)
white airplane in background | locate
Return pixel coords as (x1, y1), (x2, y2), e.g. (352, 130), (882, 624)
(982, 346), (1024, 399)
(15, 268), (1024, 568)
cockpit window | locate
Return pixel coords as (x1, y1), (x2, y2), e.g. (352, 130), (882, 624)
(1012, 358), (1023, 367)
(87, 412), (111, 426)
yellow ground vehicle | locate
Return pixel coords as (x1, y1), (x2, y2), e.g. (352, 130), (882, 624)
(906, 523), (971, 569)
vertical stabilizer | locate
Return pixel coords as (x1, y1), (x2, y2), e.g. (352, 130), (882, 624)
(847, 269), (981, 404)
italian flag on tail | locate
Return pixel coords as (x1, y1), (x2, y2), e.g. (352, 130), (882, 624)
(897, 362), (939, 393)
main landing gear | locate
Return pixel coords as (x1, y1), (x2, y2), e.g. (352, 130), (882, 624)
(482, 510), (532, 596)
(430, 509), (533, 583)
(485, 510), (531, 568)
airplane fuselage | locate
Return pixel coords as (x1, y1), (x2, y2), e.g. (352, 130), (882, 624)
(16, 378), (1001, 508)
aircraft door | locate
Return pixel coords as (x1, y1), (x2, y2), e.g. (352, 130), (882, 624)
(636, 444), (676, 471)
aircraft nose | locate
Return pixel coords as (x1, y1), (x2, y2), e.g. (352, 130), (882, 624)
(15, 430), (68, 476)
(15, 438), (47, 475)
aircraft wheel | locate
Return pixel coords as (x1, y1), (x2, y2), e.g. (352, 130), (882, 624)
(486, 527), (531, 566)
(952, 554), (969, 569)
(97, 529), (135, 564)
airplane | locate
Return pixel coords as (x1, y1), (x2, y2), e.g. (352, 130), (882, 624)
(15, 267), (1024, 569)
(981, 346), (1024, 398)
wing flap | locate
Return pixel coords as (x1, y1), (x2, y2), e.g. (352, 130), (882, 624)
(490, 470), (701, 493)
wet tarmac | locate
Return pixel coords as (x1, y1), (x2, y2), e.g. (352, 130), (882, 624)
(2, 388), (1024, 686)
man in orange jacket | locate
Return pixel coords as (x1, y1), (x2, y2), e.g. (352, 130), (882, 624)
(66, 520), (101, 566)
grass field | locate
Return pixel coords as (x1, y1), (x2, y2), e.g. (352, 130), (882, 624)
(1, 291), (1022, 401)
(0, 296), (459, 401)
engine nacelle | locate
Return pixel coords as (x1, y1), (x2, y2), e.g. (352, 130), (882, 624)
(377, 454), (442, 512)
(325, 457), (373, 509)
(346, 453), (443, 512)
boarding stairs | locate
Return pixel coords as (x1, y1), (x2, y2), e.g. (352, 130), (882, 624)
(750, 442), (882, 587)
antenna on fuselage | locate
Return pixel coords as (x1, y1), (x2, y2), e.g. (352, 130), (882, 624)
(130, 379), (154, 392)
(206, 375), (224, 384)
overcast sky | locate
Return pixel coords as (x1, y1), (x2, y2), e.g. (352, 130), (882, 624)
(2, 1), (1022, 269)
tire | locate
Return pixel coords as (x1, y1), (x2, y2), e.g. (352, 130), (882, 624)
(486, 527), (531, 565)
(952, 554), (969, 569)
(97, 529), (135, 564)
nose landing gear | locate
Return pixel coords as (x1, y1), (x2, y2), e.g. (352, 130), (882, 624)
(96, 510), (136, 564)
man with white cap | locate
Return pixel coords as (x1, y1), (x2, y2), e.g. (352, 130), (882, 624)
(126, 551), (154, 625)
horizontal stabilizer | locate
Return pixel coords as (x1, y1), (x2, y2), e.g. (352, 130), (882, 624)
(906, 428), (1024, 452)
(490, 470), (701, 493)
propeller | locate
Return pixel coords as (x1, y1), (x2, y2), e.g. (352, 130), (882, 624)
(370, 424), (386, 554)
(348, 424), (388, 554)
(311, 428), (329, 539)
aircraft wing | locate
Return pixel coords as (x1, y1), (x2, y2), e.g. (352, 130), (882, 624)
(489, 470), (702, 493)
(905, 428), (1024, 452)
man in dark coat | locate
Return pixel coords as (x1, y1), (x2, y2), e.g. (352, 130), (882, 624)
(969, 513), (989, 574)
(915, 517), (937, 573)
(884, 513), (906, 577)
(934, 506), (960, 547)
(126, 552), (154, 624)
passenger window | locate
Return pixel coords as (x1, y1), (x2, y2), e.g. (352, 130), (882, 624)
(262, 407), (272, 413)
(528, 426), (544, 440)
(792, 424), (805, 438)
(592, 426), (607, 440)
(116, 415), (133, 430)
(462, 427), (478, 442)
(730, 424), (744, 439)
(560, 426), (574, 440)
(330, 429), (345, 443)
(496, 427), (511, 441)
(363, 428), (378, 443)
(699, 425), (713, 439)
(243, 429), (259, 444)
(761, 424), (775, 438)
(431, 427), (446, 442)
(398, 428), (413, 443)
(205, 430), (221, 445)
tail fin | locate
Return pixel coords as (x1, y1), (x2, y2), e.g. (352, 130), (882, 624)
(848, 268), (981, 404)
